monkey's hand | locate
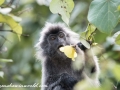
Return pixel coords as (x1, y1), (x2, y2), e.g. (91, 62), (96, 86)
(47, 73), (77, 90)
(75, 44), (100, 86)
(71, 44), (85, 71)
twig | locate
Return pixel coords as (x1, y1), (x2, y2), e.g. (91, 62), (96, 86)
(8, 0), (15, 6)
(0, 39), (5, 49)
(17, 8), (33, 16)
(0, 35), (12, 43)
(0, 30), (29, 37)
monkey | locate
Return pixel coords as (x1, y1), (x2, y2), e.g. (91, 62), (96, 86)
(35, 23), (100, 90)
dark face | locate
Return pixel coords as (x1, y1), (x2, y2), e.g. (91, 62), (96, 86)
(41, 30), (70, 59)
(48, 31), (67, 50)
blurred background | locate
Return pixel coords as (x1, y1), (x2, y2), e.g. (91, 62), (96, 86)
(0, 0), (120, 90)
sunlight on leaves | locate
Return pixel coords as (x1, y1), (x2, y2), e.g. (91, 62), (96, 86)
(50, 0), (74, 25)
(0, 14), (22, 41)
(0, 0), (4, 5)
(0, 7), (12, 14)
(59, 45), (77, 61)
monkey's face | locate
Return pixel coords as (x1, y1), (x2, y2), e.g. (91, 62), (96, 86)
(46, 31), (70, 58)
(48, 31), (67, 50)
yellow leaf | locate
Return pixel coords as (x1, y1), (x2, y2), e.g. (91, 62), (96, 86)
(0, 14), (22, 41)
(92, 43), (98, 46)
(13, 24), (22, 41)
(59, 45), (77, 61)
(117, 5), (120, 11)
(0, 0), (4, 5)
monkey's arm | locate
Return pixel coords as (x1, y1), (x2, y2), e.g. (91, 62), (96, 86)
(84, 50), (100, 86)
(75, 45), (100, 86)
(46, 73), (78, 90)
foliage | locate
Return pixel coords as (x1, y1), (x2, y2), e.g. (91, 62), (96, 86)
(0, 0), (5, 5)
(0, 14), (22, 40)
(50, 0), (74, 25)
(0, 0), (120, 90)
(88, 0), (120, 34)
(0, 0), (22, 41)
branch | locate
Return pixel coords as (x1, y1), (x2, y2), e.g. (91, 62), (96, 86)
(0, 35), (12, 43)
(0, 37), (5, 49)
(17, 8), (32, 16)
(7, 0), (15, 6)
(0, 30), (29, 37)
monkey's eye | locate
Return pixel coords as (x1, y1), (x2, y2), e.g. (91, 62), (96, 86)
(59, 32), (65, 38)
(50, 36), (56, 40)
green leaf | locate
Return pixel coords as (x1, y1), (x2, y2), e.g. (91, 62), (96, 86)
(0, 14), (22, 41)
(0, 0), (4, 5)
(0, 71), (4, 78)
(81, 23), (96, 41)
(117, 5), (120, 11)
(113, 64), (120, 80)
(88, 0), (120, 34)
(50, 0), (74, 25)
(0, 59), (13, 62)
(80, 39), (90, 49)
(115, 34), (120, 45)
(112, 31), (120, 45)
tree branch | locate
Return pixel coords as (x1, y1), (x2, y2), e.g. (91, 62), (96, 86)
(7, 0), (15, 6)
(0, 30), (29, 37)
(0, 35), (12, 43)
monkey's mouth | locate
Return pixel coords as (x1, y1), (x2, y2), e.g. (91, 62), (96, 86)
(58, 45), (64, 49)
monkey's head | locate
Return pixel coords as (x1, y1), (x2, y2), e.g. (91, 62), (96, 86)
(35, 23), (80, 60)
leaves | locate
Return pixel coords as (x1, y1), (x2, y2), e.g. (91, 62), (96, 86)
(59, 45), (77, 61)
(50, 0), (74, 25)
(0, 0), (4, 5)
(0, 59), (13, 62)
(80, 24), (97, 49)
(80, 39), (91, 49)
(0, 14), (22, 40)
(0, 71), (4, 78)
(81, 23), (96, 41)
(115, 34), (120, 45)
(0, 7), (12, 15)
(88, 0), (120, 34)
(117, 5), (120, 11)
(112, 31), (120, 45)
(113, 64), (120, 80)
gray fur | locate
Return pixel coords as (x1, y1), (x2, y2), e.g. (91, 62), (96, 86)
(35, 23), (100, 90)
